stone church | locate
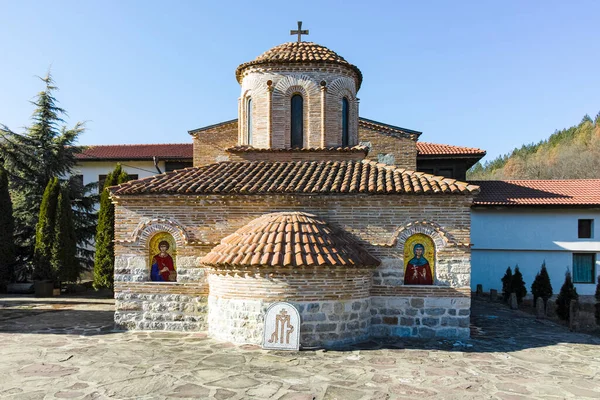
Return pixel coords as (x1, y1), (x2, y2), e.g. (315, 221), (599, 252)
(109, 28), (479, 348)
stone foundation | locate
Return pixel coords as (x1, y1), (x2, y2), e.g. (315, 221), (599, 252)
(114, 283), (208, 331)
(208, 296), (371, 348)
(371, 295), (470, 339)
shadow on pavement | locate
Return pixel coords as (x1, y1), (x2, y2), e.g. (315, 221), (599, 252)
(1, 296), (599, 353)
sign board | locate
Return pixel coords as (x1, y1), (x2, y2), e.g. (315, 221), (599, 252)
(262, 302), (300, 350)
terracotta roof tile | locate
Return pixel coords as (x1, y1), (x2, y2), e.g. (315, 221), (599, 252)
(201, 212), (380, 268)
(472, 180), (600, 206)
(358, 117), (422, 139)
(417, 142), (486, 157)
(110, 160), (480, 196)
(236, 42), (362, 89)
(226, 145), (368, 154)
(76, 144), (192, 161)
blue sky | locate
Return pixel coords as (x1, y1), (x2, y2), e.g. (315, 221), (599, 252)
(1, 0), (599, 163)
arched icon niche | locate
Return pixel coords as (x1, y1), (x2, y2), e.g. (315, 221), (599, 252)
(403, 233), (435, 285)
(149, 232), (177, 282)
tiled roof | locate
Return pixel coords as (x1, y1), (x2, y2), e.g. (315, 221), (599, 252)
(417, 142), (486, 157)
(226, 145), (368, 153)
(236, 42), (363, 89)
(76, 144), (193, 161)
(110, 160), (480, 196)
(201, 212), (380, 268)
(358, 118), (422, 139)
(472, 180), (600, 206)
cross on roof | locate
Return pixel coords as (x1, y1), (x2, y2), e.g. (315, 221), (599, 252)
(290, 21), (309, 42)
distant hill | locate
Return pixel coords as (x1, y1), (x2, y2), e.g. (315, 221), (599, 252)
(467, 114), (600, 180)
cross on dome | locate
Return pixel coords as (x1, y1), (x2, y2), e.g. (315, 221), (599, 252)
(290, 21), (309, 42)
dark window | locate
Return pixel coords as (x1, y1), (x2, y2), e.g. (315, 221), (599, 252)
(573, 253), (596, 283)
(165, 162), (193, 172)
(342, 97), (349, 147)
(98, 173), (138, 192)
(438, 168), (454, 178)
(247, 98), (253, 145)
(578, 219), (593, 238)
(98, 175), (107, 191)
(291, 94), (303, 148)
(420, 168), (435, 174)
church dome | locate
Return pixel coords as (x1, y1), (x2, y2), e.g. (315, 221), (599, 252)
(236, 41), (363, 89)
(201, 212), (379, 268)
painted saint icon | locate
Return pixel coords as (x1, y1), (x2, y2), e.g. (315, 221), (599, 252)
(150, 240), (177, 282)
(404, 243), (433, 285)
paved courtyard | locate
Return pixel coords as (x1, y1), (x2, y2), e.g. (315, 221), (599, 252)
(0, 295), (599, 400)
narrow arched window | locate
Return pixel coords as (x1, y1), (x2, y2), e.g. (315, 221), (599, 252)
(246, 98), (252, 145)
(342, 97), (349, 147)
(291, 94), (303, 148)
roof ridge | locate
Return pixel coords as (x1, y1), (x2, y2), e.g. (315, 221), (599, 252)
(110, 160), (479, 196)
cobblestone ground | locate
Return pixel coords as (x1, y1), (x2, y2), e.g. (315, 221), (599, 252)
(1, 295), (599, 400)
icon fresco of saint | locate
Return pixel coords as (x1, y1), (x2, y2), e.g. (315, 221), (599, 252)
(150, 240), (177, 282)
(404, 241), (433, 285)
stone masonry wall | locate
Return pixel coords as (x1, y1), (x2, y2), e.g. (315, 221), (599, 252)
(371, 287), (471, 339)
(192, 120), (418, 170)
(359, 126), (417, 170)
(113, 193), (473, 341)
(207, 296), (371, 347)
(114, 282), (208, 331)
(239, 64), (359, 149)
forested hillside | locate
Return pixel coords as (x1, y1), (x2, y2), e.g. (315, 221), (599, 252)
(467, 114), (600, 180)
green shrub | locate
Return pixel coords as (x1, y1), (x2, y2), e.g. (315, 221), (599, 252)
(93, 165), (128, 290)
(52, 184), (78, 283)
(555, 270), (579, 321)
(531, 261), (553, 308)
(501, 266), (513, 302)
(0, 166), (16, 289)
(594, 275), (600, 326)
(33, 177), (60, 281)
(511, 265), (527, 304)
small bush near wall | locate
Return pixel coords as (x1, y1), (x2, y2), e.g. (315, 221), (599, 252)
(595, 275), (600, 326)
(511, 266), (527, 304)
(556, 271), (579, 321)
(501, 267), (513, 303)
(531, 261), (553, 310)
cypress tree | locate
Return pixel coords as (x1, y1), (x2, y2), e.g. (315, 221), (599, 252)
(594, 275), (600, 326)
(33, 177), (60, 281)
(555, 271), (579, 321)
(52, 184), (78, 283)
(501, 266), (513, 302)
(531, 261), (553, 308)
(93, 165), (128, 290)
(511, 265), (527, 304)
(0, 165), (16, 289)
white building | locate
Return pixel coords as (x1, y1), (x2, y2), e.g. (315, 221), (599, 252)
(74, 144), (193, 192)
(471, 180), (600, 297)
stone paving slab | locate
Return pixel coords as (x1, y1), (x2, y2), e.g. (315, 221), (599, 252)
(0, 295), (599, 399)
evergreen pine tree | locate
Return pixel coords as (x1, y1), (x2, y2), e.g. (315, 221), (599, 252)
(555, 270), (579, 321)
(594, 275), (600, 326)
(93, 165), (128, 290)
(33, 177), (60, 281)
(511, 265), (527, 304)
(0, 73), (93, 273)
(501, 266), (513, 302)
(52, 184), (78, 283)
(531, 261), (553, 307)
(0, 165), (16, 289)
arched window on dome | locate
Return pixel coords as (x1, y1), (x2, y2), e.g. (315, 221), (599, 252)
(246, 97), (253, 145)
(342, 97), (349, 147)
(291, 94), (303, 148)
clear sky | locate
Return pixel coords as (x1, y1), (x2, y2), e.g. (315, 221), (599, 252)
(1, 0), (599, 163)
